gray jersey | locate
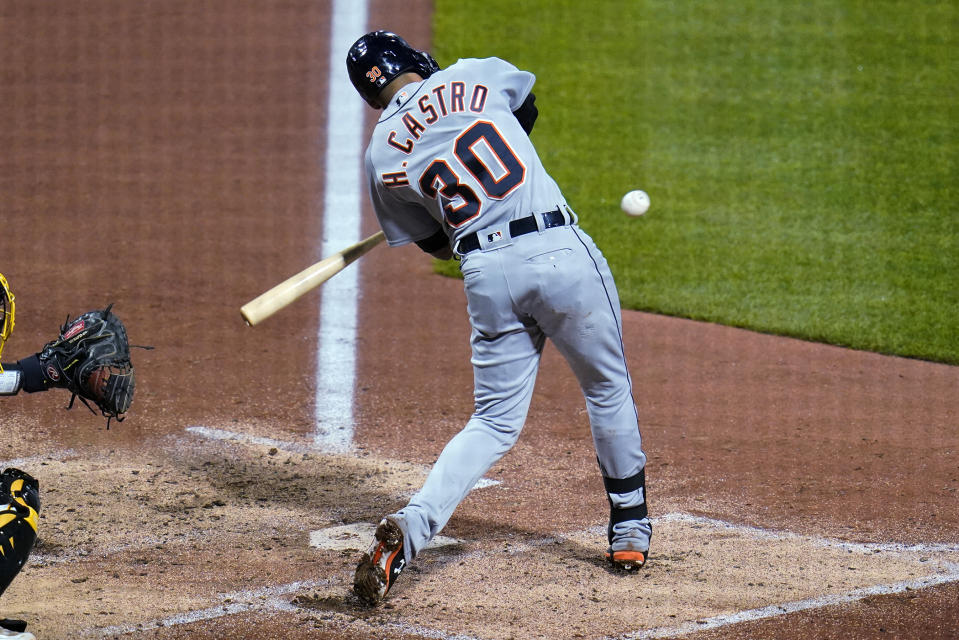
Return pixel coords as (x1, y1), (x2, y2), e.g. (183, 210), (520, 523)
(364, 57), (566, 248)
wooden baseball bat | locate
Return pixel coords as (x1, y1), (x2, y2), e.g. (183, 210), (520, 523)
(240, 231), (386, 326)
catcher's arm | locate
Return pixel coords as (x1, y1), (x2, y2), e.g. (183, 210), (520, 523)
(1, 303), (142, 428)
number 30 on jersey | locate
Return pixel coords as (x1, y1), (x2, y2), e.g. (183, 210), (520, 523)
(419, 121), (525, 227)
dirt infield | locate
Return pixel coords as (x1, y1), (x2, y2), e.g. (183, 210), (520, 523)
(1, 2), (957, 639)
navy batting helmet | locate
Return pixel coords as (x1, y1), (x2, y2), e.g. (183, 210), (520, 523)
(346, 31), (440, 108)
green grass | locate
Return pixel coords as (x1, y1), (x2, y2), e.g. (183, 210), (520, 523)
(432, 0), (958, 364)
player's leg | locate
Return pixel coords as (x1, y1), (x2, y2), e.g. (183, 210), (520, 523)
(0, 469), (40, 596)
(0, 468), (40, 639)
(395, 318), (544, 559)
(395, 252), (545, 559)
(355, 252), (543, 604)
(526, 226), (651, 567)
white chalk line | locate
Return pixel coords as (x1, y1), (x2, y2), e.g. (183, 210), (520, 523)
(313, 0), (368, 453)
(609, 512), (959, 640)
(615, 570), (959, 640)
(81, 512), (959, 639)
(0, 449), (76, 470)
(88, 579), (329, 638)
(658, 511), (959, 556)
(185, 425), (320, 455)
(88, 576), (482, 640)
(184, 425), (501, 490)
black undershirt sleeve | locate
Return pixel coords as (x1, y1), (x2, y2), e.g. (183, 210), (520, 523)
(414, 228), (450, 255)
(512, 92), (538, 135)
(16, 354), (49, 393)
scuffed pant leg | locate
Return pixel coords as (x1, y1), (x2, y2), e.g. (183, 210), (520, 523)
(541, 228), (646, 479)
(395, 321), (544, 562)
(535, 228), (650, 551)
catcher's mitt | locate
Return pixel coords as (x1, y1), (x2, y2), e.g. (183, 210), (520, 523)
(38, 304), (135, 428)
(0, 273), (14, 371)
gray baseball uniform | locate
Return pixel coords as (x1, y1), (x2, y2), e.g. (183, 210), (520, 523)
(364, 57), (650, 562)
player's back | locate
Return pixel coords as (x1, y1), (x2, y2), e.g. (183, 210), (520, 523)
(365, 57), (567, 245)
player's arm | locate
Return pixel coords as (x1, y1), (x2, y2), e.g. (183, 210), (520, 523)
(0, 356), (51, 396)
(1, 347), (91, 396)
(0, 363), (23, 395)
(368, 165), (454, 260)
(0, 273), (65, 397)
(477, 57), (537, 133)
(415, 228), (454, 260)
(1, 307), (138, 428)
(375, 197), (453, 260)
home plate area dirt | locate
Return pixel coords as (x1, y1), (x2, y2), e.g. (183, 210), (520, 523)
(5, 431), (956, 639)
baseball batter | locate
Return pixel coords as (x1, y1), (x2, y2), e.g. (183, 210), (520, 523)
(346, 32), (651, 605)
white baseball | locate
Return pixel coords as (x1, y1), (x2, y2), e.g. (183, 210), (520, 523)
(621, 190), (650, 217)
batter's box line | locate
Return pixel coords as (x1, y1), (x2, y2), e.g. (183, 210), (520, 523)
(185, 425), (501, 490)
(658, 512), (959, 556)
(89, 578), (485, 640)
(185, 425), (324, 455)
(611, 569), (959, 640)
(0, 449), (77, 469)
(275, 594), (487, 640)
(601, 512), (959, 640)
(85, 513), (959, 640)
(86, 579), (332, 638)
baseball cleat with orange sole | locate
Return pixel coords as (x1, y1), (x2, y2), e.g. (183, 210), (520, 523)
(353, 518), (407, 605)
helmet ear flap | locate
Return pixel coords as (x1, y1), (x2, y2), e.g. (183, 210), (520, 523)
(419, 51), (440, 77)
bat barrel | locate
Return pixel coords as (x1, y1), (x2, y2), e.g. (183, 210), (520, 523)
(241, 231), (385, 326)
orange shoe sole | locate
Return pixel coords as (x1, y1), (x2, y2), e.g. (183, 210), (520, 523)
(606, 548), (648, 571)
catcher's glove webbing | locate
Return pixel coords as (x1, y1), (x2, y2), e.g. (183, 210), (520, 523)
(0, 274), (14, 372)
(38, 304), (136, 428)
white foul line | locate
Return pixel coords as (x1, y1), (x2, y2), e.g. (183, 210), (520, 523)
(313, 0), (368, 453)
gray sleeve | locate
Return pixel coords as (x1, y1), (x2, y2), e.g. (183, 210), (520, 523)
(367, 166), (445, 247)
(483, 57), (536, 111)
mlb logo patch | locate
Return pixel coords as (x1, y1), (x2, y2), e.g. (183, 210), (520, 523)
(487, 230), (504, 243)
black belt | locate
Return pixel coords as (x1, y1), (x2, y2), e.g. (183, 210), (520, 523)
(457, 208), (569, 255)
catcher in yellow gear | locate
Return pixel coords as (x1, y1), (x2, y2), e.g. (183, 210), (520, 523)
(0, 273), (141, 639)
(0, 274), (40, 639)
